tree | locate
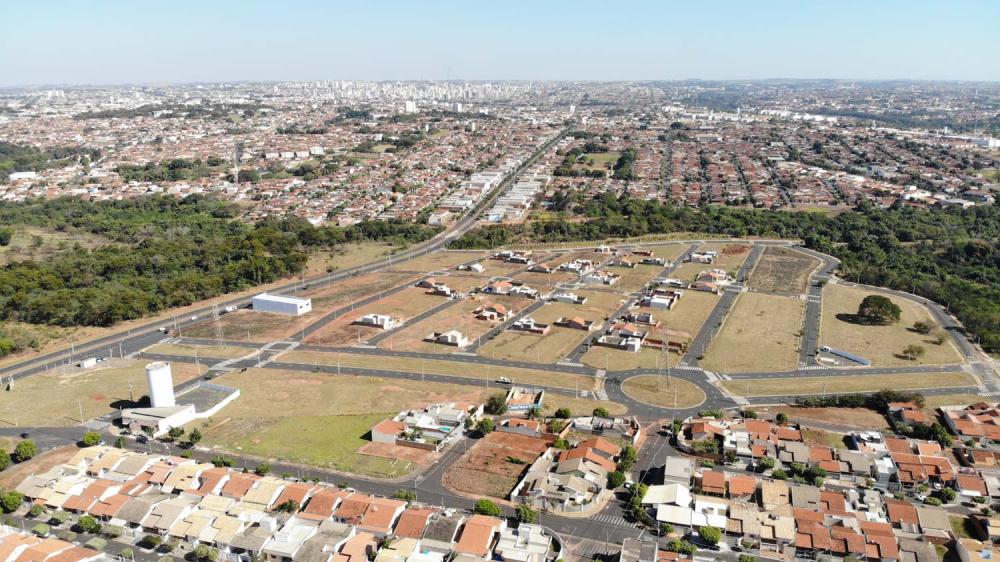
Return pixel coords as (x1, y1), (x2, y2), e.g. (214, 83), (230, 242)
(554, 408), (572, 419)
(485, 393), (507, 415)
(75, 515), (101, 534)
(912, 321), (934, 334)
(516, 504), (537, 524)
(757, 457), (776, 472)
(254, 463), (271, 476)
(0, 228), (12, 247)
(857, 295), (901, 325)
(665, 539), (697, 555)
(28, 504), (46, 518)
(81, 431), (101, 447)
(593, 407), (610, 418)
(739, 555), (758, 562)
(188, 428), (203, 445)
(775, 412), (788, 424)
(0, 449), (11, 472)
(120, 548), (134, 560)
(473, 499), (503, 517)
(659, 523), (674, 536)
(553, 439), (571, 450)
(0, 491), (23, 513)
(475, 418), (495, 436)
(771, 469), (788, 480)
(140, 535), (162, 549)
(167, 427), (184, 441)
(14, 440), (37, 462)
(392, 489), (416, 502)
(936, 487), (957, 503)
(114, 437), (126, 449)
(275, 500), (299, 513)
(618, 445), (638, 472)
(902, 344), (925, 360)
(193, 544), (219, 562)
(699, 525), (722, 546)
(607, 471), (627, 489)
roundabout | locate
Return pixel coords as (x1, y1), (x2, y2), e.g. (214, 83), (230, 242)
(621, 373), (708, 409)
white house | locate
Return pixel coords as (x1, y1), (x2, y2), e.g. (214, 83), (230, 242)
(354, 314), (400, 330)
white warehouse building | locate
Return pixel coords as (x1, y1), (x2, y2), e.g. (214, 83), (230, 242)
(251, 293), (312, 316)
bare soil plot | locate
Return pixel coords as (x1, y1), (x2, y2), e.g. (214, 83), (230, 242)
(512, 269), (575, 287)
(434, 274), (488, 293)
(196, 369), (491, 477)
(723, 372), (975, 397)
(748, 247), (820, 294)
(387, 251), (486, 274)
(0, 359), (203, 427)
(539, 395), (627, 417)
(820, 283), (962, 366)
(478, 329), (588, 364)
(357, 442), (435, 465)
(384, 295), (533, 353)
(278, 351), (598, 391)
(701, 292), (805, 373)
(621, 375), (707, 409)
(302, 270), (417, 313)
(444, 431), (554, 499)
(0, 445), (78, 489)
(699, 243), (751, 270)
(304, 287), (446, 346)
(802, 428), (848, 449)
(755, 406), (889, 430)
(921, 394), (993, 409)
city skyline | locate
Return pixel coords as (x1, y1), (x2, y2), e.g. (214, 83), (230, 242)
(3, 0), (999, 87)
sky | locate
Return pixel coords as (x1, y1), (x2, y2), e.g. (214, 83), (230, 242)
(3, 0), (999, 87)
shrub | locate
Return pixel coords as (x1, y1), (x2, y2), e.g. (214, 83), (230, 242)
(14, 440), (37, 462)
(485, 393), (507, 415)
(516, 505), (537, 523)
(254, 463), (270, 476)
(0, 491), (23, 514)
(81, 431), (101, 447)
(75, 515), (101, 534)
(475, 418), (495, 436)
(392, 489), (416, 502)
(607, 471), (627, 489)
(593, 407), (610, 418)
(473, 499), (502, 517)
(554, 408), (572, 419)
(553, 439), (571, 450)
(699, 525), (722, 546)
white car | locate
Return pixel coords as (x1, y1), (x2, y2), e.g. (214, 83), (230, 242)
(496, 376), (513, 384)
(189, 315), (198, 321)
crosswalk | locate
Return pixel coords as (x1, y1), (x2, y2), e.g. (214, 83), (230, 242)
(592, 513), (634, 527)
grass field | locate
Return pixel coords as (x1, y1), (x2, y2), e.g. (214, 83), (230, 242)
(621, 375), (707, 409)
(0, 359), (204, 427)
(276, 350), (599, 391)
(301, 242), (399, 277)
(387, 251), (486, 274)
(701, 292), (804, 373)
(193, 369), (492, 477)
(572, 152), (620, 173)
(541, 394), (627, 417)
(820, 283), (962, 366)
(144, 343), (253, 360)
(748, 247), (819, 294)
(921, 393), (993, 409)
(723, 372), (975, 397)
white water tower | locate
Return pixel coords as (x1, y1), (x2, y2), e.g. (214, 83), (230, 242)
(145, 361), (176, 408)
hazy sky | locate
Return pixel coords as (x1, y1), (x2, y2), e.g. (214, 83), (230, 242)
(3, 0), (998, 86)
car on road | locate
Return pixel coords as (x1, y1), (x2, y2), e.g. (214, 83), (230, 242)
(189, 315), (198, 321)
(20, 432), (29, 439)
(496, 376), (513, 384)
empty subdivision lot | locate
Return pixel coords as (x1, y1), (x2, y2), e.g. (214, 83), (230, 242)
(193, 369), (491, 478)
(609, 264), (664, 292)
(0, 359), (203, 427)
(444, 430), (554, 500)
(581, 345), (681, 372)
(477, 290), (625, 364)
(379, 295), (532, 353)
(144, 343), (254, 360)
(276, 350), (600, 391)
(304, 287), (448, 346)
(656, 290), (720, 337)
(748, 247), (820, 294)
(701, 292), (805, 373)
(820, 283), (962, 366)
(723, 372), (975, 397)
(386, 250), (487, 274)
(621, 375), (707, 409)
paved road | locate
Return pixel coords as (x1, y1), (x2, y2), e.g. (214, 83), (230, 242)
(796, 249), (840, 367)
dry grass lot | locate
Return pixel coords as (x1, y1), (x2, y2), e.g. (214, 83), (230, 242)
(387, 251), (486, 274)
(0, 359), (203, 427)
(304, 287), (447, 346)
(820, 283), (962, 366)
(144, 343), (253, 360)
(748, 247), (820, 294)
(609, 264), (664, 292)
(0, 446), (78, 489)
(301, 242), (398, 277)
(723, 371), (975, 397)
(621, 375), (707, 409)
(540, 395), (627, 417)
(921, 394), (993, 409)
(380, 294), (532, 353)
(0, 227), (112, 266)
(701, 292), (804, 373)
(477, 290), (624, 364)
(756, 406), (890, 430)
(194, 369), (491, 477)
(656, 290), (720, 337)
(445, 431), (553, 499)
(277, 350), (599, 391)
(581, 346), (681, 372)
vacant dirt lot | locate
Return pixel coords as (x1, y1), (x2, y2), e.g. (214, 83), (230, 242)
(702, 292), (804, 373)
(386, 251), (486, 274)
(749, 247), (820, 294)
(0, 445), (78, 489)
(444, 431), (554, 499)
(305, 287), (447, 346)
(756, 406), (890, 430)
(820, 283), (962, 366)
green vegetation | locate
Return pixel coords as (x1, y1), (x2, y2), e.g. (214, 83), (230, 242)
(473, 499), (503, 517)
(392, 489), (416, 502)
(516, 504), (538, 524)
(699, 526), (722, 546)
(858, 295), (902, 325)
(612, 147), (637, 180)
(81, 431), (101, 447)
(0, 196), (439, 328)
(450, 199), (1000, 352)
(485, 393), (508, 415)
(0, 142), (100, 182)
(115, 158), (228, 183)
(13, 439), (36, 463)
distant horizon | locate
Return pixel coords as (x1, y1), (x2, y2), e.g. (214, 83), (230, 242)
(3, 0), (998, 87)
